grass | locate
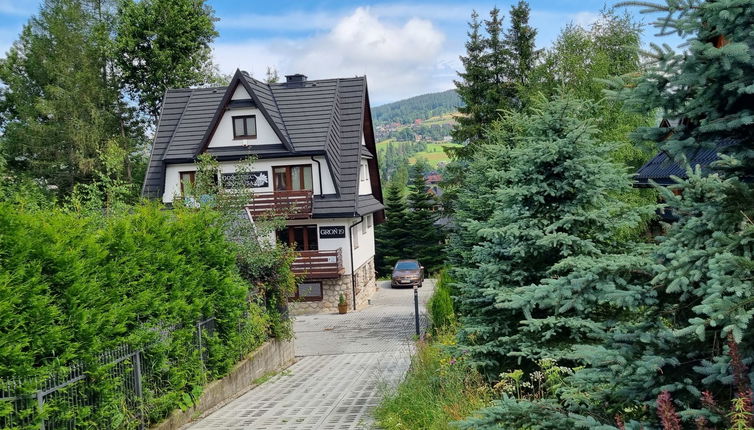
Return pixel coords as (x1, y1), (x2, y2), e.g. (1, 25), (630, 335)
(374, 330), (493, 429)
(410, 143), (462, 167)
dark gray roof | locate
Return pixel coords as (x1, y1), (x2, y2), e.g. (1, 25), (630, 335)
(142, 70), (383, 218)
(635, 139), (734, 187)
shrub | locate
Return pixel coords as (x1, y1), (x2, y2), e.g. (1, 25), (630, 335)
(428, 268), (456, 333)
(0, 200), (289, 426)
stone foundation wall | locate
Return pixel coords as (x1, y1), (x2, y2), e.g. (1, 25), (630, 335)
(289, 256), (377, 315)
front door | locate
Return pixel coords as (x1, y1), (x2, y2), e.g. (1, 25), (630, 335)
(277, 225), (318, 251)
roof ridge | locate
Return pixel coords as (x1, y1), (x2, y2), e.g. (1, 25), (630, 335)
(264, 77), (292, 148)
(161, 89), (196, 161)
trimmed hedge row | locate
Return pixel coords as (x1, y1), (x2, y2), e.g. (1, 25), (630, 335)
(0, 202), (279, 425)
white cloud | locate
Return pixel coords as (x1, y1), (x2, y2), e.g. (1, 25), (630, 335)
(212, 7), (452, 104)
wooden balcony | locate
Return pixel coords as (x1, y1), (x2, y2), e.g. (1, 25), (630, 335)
(245, 190), (313, 220)
(292, 249), (345, 280)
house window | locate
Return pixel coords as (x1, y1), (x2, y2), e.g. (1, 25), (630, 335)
(233, 115), (257, 139)
(273, 165), (313, 191)
(361, 219), (367, 234)
(352, 225), (359, 249)
(360, 162), (369, 182)
(367, 214), (372, 228)
(292, 281), (323, 302)
(179, 171), (195, 196)
(277, 225), (318, 251)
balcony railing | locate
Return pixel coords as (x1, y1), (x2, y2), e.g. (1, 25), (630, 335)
(245, 190), (313, 220)
(292, 248), (344, 279)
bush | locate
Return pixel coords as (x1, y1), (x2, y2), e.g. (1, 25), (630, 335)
(428, 268), (456, 333)
(0, 200), (289, 426)
(374, 331), (492, 430)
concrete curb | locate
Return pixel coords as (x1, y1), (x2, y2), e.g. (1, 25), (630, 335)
(151, 339), (295, 430)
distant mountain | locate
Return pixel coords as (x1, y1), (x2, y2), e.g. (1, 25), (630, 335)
(372, 89), (461, 126)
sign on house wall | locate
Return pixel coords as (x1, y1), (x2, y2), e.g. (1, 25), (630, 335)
(319, 226), (346, 239)
(221, 171), (269, 188)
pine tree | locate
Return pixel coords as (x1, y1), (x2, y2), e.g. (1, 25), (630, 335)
(404, 165), (445, 272)
(375, 181), (411, 275)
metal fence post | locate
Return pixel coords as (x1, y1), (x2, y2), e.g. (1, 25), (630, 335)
(133, 350), (144, 430)
(36, 389), (44, 430)
(196, 322), (204, 368)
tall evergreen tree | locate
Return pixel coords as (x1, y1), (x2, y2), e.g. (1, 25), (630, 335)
(375, 181), (411, 275)
(453, 95), (639, 378)
(0, 0), (143, 196)
(608, 1), (754, 175)
(462, 2), (754, 427)
(404, 165), (445, 272)
(504, 1), (538, 89)
(452, 10), (489, 148)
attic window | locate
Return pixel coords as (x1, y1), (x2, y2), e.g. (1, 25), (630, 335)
(233, 115), (257, 139)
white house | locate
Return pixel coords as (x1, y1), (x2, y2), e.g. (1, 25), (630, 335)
(142, 70), (385, 314)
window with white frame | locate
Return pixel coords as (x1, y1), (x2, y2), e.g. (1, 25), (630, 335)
(352, 225), (359, 249)
(367, 214), (373, 228)
(361, 219), (367, 234)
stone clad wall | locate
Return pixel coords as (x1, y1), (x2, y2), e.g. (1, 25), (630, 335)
(289, 256), (377, 315)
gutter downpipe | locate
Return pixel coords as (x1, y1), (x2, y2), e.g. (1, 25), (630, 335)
(348, 216), (365, 311)
(310, 156), (324, 197)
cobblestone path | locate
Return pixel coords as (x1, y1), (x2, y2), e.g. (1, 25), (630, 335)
(187, 280), (432, 430)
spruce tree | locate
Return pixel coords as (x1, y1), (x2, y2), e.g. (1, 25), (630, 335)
(504, 1), (538, 95)
(608, 0), (754, 175)
(404, 165), (445, 272)
(375, 181), (411, 275)
(452, 10), (489, 148)
(454, 95), (641, 378)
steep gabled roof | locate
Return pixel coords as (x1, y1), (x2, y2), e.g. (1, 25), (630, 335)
(141, 72), (384, 218)
(195, 70), (293, 155)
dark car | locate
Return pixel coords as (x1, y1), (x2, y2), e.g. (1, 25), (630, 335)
(391, 259), (424, 288)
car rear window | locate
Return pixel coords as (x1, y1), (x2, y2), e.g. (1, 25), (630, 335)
(395, 261), (419, 270)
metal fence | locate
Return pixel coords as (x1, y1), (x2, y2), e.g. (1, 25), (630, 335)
(0, 316), (238, 430)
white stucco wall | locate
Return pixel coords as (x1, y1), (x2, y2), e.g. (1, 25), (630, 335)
(285, 216), (374, 273)
(358, 158), (371, 195)
(162, 157), (336, 203)
(232, 84), (250, 100)
(208, 106), (281, 148)
(351, 214), (375, 270)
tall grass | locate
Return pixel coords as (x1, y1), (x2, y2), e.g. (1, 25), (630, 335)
(374, 330), (492, 429)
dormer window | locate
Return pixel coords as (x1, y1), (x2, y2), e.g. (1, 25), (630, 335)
(233, 115), (257, 139)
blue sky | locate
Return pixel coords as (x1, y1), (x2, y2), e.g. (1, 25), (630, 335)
(0, 0), (685, 105)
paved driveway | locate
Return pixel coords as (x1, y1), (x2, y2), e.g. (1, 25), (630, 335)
(188, 280), (433, 430)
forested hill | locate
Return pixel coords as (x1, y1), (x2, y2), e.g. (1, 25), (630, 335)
(372, 89), (461, 126)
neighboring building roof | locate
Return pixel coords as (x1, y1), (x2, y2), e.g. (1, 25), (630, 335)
(142, 70), (384, 218)
(635, 139), (734, 187)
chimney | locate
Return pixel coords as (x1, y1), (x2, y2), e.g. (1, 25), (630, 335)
(285, 73), (307, 86)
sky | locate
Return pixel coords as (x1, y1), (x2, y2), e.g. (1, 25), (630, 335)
(0, 0), (686, 105)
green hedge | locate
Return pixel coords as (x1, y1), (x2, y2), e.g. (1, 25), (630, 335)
(0, 202), (280, 426)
